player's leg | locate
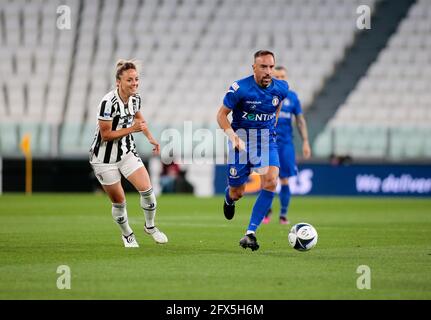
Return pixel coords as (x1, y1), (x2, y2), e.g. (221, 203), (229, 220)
(92, 163), (139, 248)
(247, 166), (279, 234)
(262, 167), (279, 224)
(262, 172), (274, 224)
(278, 178), (291, 224)
(240, 137), (280, 250)
(278, 143), (296, 224)
(224, 184), (246, 219)
(102, 182), (139, 247)
(240, 165), (279, 251)
(224, 162), (250, 220)
(123, 154), (168, 244)
(263, 142), (284, 224)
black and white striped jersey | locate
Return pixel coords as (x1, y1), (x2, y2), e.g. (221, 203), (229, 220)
(89, 89), (142, 164)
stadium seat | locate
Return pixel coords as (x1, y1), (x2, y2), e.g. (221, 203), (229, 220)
(0, 122), (19, 156)
(6, 0), (431, 162)
(314, 0), (431, 159)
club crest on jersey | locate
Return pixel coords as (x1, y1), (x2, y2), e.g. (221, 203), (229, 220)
(272, 96), (280, 106)
(229, 167), (238, 177)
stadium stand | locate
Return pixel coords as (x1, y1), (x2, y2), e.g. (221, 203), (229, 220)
(314, 0), (431, 159)
(1, 0), (430, 161)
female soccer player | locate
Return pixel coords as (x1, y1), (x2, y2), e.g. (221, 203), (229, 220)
(89, 60), (168, 248)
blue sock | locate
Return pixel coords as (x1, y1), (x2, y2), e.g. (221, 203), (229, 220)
(225, 187), (234, 205)
(279, 185), (291, 217)
(247, 189), (275, 233)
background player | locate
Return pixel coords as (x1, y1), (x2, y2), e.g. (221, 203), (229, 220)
(89, 60), (168, 248)
(216, 50), (290, 251)
(263, 66), (311, 225)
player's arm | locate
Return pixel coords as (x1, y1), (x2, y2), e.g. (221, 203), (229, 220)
(275, 102), (282, 127)
(216, 105), (245, 151)
(295, 114), (311, 159)
(134, 111), (160, 155)
(99, 119), (145, 142)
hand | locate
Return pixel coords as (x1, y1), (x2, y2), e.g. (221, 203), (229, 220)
(148, 137), (160, 156)
(230, 134), (246, 151)
(132, 120), (147, 133)
(303, 141), (311, 159)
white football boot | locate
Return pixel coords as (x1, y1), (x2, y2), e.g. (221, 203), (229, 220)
(144, 225), (168, 244)
(122, 233), (139, 248)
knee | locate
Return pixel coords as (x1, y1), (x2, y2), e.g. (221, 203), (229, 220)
(112, 195), (125, 204)
(262, 178), (278, 191)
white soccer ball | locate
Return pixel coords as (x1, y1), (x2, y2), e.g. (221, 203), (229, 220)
(288, 222), (318, 251)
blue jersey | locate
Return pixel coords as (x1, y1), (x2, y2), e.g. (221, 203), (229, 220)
(275, 90), (302, 144)
(223, 75), (289, 134)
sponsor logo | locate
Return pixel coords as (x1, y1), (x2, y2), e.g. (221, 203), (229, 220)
(245, 100), (262, 104)
(242, 111), (276, 121)
(356, 174), (431, 194)
(288, 169), (313, 195)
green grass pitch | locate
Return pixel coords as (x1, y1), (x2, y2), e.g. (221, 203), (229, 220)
(0, 193), (430, 299)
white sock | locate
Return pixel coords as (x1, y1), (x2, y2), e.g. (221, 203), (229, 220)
(112, 202), (133, 236)
(139, 188), (157, 228)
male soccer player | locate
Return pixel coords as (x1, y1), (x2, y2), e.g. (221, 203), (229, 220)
(263, 66), (311, 225)
(216, 50), (290, 251)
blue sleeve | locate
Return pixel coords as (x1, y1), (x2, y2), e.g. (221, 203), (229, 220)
(222, 81), (241, 109)
(292, 92), (303, 116)
(280, 80), (290, 100)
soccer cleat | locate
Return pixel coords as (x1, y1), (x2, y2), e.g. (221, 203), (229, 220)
(144, 225), (168, 244)
(262, 208), (272, 224)
(279, 216), (290, 225)
(122, 233), (139, 248)
(223, 200), (235, 220)
(239, 233), (260, 251)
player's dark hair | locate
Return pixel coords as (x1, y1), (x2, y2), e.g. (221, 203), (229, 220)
(275, 66), (286, 71)
(116, 59), (137, 80)
(254, 50), (275, 62)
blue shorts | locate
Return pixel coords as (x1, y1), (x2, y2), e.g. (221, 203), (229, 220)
(278, 141), (298, 179)
(227, 132), (280, 187)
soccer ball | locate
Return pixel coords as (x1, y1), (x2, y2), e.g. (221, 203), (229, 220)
(288, 222), (318, 251)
